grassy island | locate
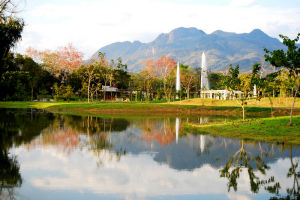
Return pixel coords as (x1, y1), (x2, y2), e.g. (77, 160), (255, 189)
(185, 115), (300, 145)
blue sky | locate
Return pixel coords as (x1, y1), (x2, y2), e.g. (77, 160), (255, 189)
(15, 0), (300, 58)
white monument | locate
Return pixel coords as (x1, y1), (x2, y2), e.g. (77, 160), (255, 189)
(201, 52), (209, 90)
(200, 52), (245, 100)
(176, 62), (180, 91)
(175, 62), (181, 99)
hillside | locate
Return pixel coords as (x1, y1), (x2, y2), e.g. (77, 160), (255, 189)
(91, 27), (287, 73)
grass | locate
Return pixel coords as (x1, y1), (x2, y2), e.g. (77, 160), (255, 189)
(171, 97), (300, 108)
(185, 115), (300, 145)
(0, 98), (299, 117)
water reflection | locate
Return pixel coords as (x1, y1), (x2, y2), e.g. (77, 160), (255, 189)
(29, 115), (129, 166)
(270, 147), (300, 200)
(220, 140), (280, 194)
(0, 109), (53, 200)
(0, 150), (22, 200)
(1, 109), (300, 199)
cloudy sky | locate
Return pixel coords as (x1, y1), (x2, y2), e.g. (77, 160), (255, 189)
(15, 0), (300, 59)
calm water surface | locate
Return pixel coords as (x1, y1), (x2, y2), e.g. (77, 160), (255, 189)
(0, 108), (299, 200)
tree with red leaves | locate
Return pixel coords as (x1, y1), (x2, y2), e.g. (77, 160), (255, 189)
(26, 43), (83, 82)
(143, 55), (176, 101)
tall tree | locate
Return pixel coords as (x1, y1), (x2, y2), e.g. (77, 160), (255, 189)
(154, 55), (176, 101)
(181, 65), (196, 99)
(0, 0), (24, 73)
(264, 33), (300, 125)
(26, 44), (83, 82)
(141, 59), (156, 101)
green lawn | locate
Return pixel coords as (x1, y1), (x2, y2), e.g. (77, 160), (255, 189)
(185, 115), (300, 145)
(0, 101), (279, 117)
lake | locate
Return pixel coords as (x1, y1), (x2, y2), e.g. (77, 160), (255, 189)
(0, 108), (299, 200)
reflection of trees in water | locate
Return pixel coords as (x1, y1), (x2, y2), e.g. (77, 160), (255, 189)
(28, 115), (128, 165)
(0, 109), (54, 150)
(0, 150), (22, 200)
(140, 118), (179, 146)
(220, 140), (280, 194)
(0, 109), (54, 200)
(270, 146), (300, 200)
(221, 141), (300, 199)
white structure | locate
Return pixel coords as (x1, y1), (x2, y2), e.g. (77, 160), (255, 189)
(200, 90), (244, 100)
(176, 62), (180, 92)
(253, 84), (257, 97)
(102, 86), (118, 92)
(200, 135), (205, 153)
(175, 117), (179, 144)
(176, 62), (181, 100)
(199, 52), (245, 100)
(201, 52), (209, 90)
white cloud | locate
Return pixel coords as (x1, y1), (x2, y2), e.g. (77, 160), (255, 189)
(230, 0), (256, 7)
(15, 0), (300, 59)
(13, 146), (253, 199)
(12, 145), (299, 199)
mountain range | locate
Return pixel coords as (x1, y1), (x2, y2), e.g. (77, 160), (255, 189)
(91, 27), (289, 73)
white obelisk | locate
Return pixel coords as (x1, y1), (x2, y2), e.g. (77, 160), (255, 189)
(176, 62), (180, 99)
(176, 62), (180, 91)
(201, 52), (209, 90)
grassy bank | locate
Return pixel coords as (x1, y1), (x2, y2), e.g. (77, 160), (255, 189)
(0, 101), (299, 117)
(171, 97), (300, 107)
(185, 115), (300, 145)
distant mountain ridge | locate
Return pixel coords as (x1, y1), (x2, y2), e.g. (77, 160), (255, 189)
(91, 27), (288, 72)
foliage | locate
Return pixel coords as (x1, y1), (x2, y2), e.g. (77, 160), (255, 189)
(264, 33), (300, 125)
(220, 140), (279, 194)
(26, 44), (83, 81)
(181, 65), (196, 99)
(239, 73), (252, 96)
(0, 2), (24, 66)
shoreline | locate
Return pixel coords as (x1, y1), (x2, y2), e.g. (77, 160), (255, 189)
(185, 116), (300, 145)
(1, 101), (300, 145)
(0, 101), (299, 117)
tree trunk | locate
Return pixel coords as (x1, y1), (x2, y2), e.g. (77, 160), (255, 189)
(31, 86), (34, 101)
(88, 76), (91, 103)
(242, 104), (245, 121)
(187, 88), (190, 99)
(103, 82), (106, 101)
(268, 96), (273, 116)
(289, 83), (299, 125)
(147, 88), (150, 101)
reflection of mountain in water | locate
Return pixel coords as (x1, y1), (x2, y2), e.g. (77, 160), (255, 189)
(2, 110), (300, 172)
(110, 117), (300, 171)
(2, 109), (300, 199)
